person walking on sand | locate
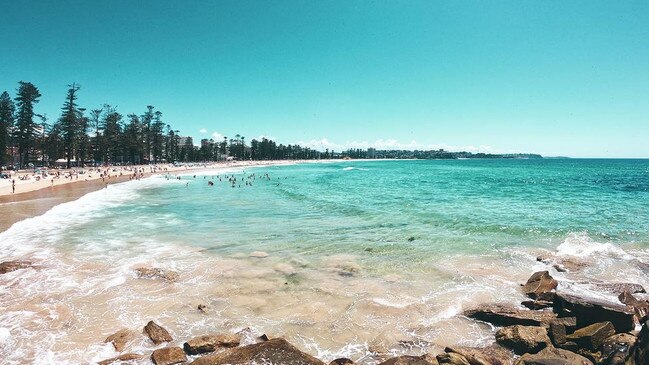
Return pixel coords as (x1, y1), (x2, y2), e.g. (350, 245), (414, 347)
(11, 179), (16, 194)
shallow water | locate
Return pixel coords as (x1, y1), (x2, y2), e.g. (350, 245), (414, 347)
(1, 159), (648, 364)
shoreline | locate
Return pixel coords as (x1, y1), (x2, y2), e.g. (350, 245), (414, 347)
(0, 160), (304, 232)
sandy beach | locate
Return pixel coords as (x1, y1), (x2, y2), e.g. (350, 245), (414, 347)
(0, 160), (298, 232)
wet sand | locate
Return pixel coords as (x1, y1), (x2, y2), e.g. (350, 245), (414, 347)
(0, 175), (134, 232)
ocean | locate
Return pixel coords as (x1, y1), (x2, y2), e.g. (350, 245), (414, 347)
(1, 159), (648, 364)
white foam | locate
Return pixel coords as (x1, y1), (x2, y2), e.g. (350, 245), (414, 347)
(556, 232), (633, 260)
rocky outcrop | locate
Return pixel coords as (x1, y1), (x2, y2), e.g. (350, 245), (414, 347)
(522, 271), (557, 300)
(104, 328), (137, 352)
(436, 352), (470, 365)
(135, 267), (179, 282)
(601, 333), (636, 365)
(514, 346), (593, 365)
(553, 293), (635, 332)
(183, 334), (241, 355)
(377, 355), (438, 365)
(495, 325), (550, 355)
(0, 260), (32, 274)
(189, 338), (326, 365)
(97, 353), (145, 365)
(144, 321), (173, 344)
(464, 304), (557, 327)
(151, 346), (187, 365)
(565, 321), (615, 351)
(444, 345), (514, 365)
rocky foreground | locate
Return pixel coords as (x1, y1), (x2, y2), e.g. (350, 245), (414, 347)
(2, 260), (649, 365)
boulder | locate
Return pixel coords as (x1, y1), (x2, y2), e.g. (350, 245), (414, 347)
(548, 320), (567, 346)
(97, 353), (145, 365)
(444, 344), (514, 365)
(553, 293), (635, 332)
(183, 334), (241, 355)
(104, 328), (137, 352)
(249, 251), (269, 258)
(522, 271), (558, 300)
(0, 260), (32, 274)
(495, 325), (551, 354)
(601, 333), (636, 365)
(464, 304), (557, 327)
(436, 352), (471, 365)
(514, 347), (593, 365)
(329, 358), (354, 365)
(135, 267), (179, 282)
(152, 346), (187, 365)
(565, 321), (615, 351)
(144, 321), (173, 344)
(378, 355), (438, 365)
(189, 338), (325, 365)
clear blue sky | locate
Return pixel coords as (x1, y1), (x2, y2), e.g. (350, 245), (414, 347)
(1, 1), (648, 157)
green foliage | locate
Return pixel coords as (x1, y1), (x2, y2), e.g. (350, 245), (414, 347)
(0, 91), (15, 164)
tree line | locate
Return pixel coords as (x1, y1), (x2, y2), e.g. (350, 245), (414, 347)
(0, 82), (331, 169)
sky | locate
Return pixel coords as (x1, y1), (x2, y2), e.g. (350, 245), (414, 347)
(1, 1), (648, 157)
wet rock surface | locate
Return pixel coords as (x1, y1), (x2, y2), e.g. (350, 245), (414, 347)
(151, 346), (187, 365)
(464, 304), (557, 327)
(135, 267), (179, 282)
(495, 325), (551, 354)
(189, 338), (326, 365)
(144, 321), (173, 345)
(553, 293), (635, 333)
(183, 334), (241, 355)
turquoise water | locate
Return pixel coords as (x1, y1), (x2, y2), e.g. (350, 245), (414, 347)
(87, 159), (649, 263)
(2, 158), (649, 364)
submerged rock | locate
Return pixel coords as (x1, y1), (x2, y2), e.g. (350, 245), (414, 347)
(566, 321), (615, 350)
(522, 271), (558, 300)
(144, 321), (173, 344)
(0, 260), (32, 274)
(464, 304), (557, 327)
(249, 251), (269, 258)
(151, 346), (187, 365)
(97, 353), (145, 365)
(495, 325), (551, 354)
(589, 282), (646, 295)
(553, 293), (635, 333)
(514, 346), (593, 365)
(135, 267), (179, 282)
(104, 328), (137, 352)
(189, 338), (325, 365)
(183, 334), (241, 355)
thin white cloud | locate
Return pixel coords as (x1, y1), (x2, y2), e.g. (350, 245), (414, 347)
(292, 138), (510, 154)
(199, 128), (207, 134)
(211, 131), (225, 140)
